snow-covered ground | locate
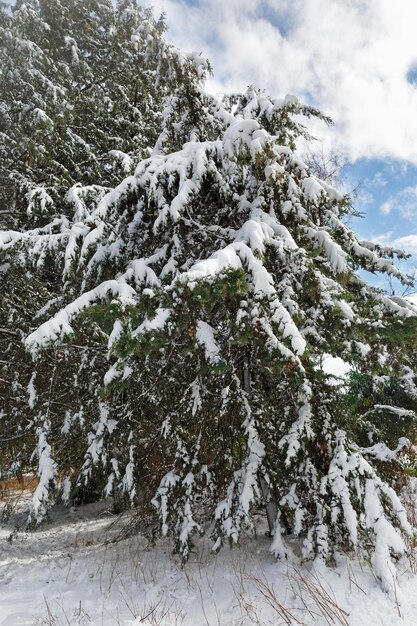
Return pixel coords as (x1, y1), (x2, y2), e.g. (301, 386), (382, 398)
(1, 492), (417, 625)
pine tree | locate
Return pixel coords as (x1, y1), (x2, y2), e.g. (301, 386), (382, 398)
(0, 0), (205, 228)
(0, 0), (208, 515)
(1, 1), (417, 595)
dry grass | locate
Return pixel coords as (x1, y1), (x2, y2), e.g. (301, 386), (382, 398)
(36, 593), (185, 626)
(0, 474), (38, 521)
(233, 563), (351, 626)
(0, 475), (39, 492)
(35, 597), (91, 626)
(285, 566), (350, 626)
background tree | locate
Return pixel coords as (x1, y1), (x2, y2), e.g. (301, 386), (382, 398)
(342, 316), (417, 480)
(303, 142), (417, 469)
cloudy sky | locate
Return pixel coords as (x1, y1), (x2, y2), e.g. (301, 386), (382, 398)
(144, 0), (417, 288)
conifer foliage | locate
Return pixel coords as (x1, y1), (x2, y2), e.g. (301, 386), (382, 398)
(0, 0), (201, 227)
(1, 0), (417, 593)
(0, 0), (207, 515)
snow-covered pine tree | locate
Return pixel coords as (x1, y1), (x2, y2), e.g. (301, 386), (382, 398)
(1, 2), (416, 593)
(0, 0), (197, 227)
(0, 0), (208, 513)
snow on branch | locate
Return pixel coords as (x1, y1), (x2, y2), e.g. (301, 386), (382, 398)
(26, 281), (136, 352)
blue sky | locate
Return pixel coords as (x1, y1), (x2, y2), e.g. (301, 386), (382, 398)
(144, 0), (417, 292)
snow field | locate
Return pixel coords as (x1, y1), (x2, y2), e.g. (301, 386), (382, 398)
(1, 498), (417, 625)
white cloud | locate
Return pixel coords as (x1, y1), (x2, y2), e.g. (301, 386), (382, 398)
(145, 0), (417, 164)
(371, 231), (394, 246)
(371, 172), (388, 188)
(393, 235), (417, 256)
(356, 188), (374, 207)
(380, 185), (417, 219)
(371, 230), (417, 257)
(380, 199), (393, 215)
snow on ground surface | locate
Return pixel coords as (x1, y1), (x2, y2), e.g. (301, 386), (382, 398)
(1, 491), (417, 625)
